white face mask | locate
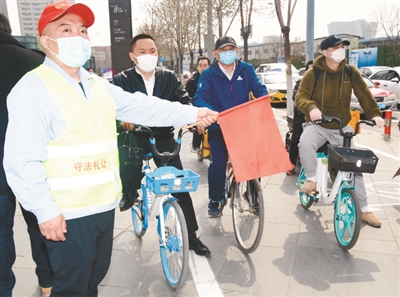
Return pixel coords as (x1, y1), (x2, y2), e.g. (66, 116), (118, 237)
(330, 47), (346, 63)
(133, 54), (158, 73)
(46, 36), (91, 68)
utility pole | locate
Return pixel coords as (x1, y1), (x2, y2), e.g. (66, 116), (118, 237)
(205, 0), (214, 62)
(306, 0), (315, 62)
(177, 1), (181, 77)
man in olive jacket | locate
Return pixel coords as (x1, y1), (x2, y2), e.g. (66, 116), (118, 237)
(296, 35), (384, 228)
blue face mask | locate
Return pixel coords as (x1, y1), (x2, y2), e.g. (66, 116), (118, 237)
(219, 50), (236, 65)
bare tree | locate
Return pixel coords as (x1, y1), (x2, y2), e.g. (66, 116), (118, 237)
(185, 0), (208, 71)
(372, 3), (400, 66)
(145, 0), (200, 74)
(238, 0), (253, 62)
(213, 0), (238, 37)
(136, 3), (176, 69)
(291, 36), (306, 68)
(274, 0), (298, 117)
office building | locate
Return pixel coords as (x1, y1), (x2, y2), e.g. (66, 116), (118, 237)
(328, 19), (378, 39)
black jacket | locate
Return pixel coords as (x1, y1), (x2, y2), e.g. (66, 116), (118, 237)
(0, 31), (45, 195)
(113, 66), (192, 138)
(185, 71), (200, 98)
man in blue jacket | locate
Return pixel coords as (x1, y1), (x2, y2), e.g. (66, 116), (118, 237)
(193, 36), (267, 217)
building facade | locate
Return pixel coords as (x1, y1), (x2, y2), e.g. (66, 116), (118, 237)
(328, 19), (378, 39)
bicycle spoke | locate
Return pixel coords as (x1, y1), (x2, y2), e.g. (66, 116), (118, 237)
(232, 179), (264, 254)
(334, 190), (361, 250)
(159, 201), (188, 289)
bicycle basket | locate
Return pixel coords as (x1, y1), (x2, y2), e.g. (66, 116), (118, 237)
(146, 166), (200, 194)
(328, 145), (379, 173)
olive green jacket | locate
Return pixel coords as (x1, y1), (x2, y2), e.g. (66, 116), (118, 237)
(295, 55), (381, 129)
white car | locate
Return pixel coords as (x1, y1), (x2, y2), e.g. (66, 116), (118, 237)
(368, 69), (400, 109)
(256, 72), (297, 104)
(358, 66), (392, 77)
(350, 74), (397, 115)
(255, 63), (299, 78)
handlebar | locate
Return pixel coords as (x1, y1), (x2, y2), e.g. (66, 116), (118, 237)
(313, 115), (376, 147)
(132, 125), (188, 167)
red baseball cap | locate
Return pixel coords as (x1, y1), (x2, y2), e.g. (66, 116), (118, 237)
(38, 0), (95, 36)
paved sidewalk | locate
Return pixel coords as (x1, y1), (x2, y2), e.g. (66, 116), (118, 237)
(12, 107), (400, 297)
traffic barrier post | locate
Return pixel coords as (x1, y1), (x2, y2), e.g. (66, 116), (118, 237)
(383, 110), (392, 140)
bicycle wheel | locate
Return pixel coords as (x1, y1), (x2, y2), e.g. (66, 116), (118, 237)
(334, 189), (361, 250)
(131, 202), (146, 237)
(298, 167), (314, 209)
(232, 179), (264, 254)
(159, 200), (189, 289)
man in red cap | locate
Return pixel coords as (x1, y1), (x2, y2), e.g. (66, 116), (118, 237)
(3, 1), (217, 295)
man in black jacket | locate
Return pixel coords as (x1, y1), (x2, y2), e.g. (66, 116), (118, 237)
(0, 13), (52, 297)
(186, 56), (210, 152)
(113, 34), (210, 256)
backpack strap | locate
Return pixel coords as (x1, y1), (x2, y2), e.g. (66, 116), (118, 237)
(344, 64), (352, 81)
(313, 67), (321, 89)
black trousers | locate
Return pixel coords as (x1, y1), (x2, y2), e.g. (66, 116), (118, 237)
(136, 135), (199, 235)
(45, 210), (114, 297)
(191, 131), (202, 148)
(20, 206), (53, 288)
(288, 112), (305, 166)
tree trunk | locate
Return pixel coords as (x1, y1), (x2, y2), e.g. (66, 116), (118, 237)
(282, 27), (294, 117)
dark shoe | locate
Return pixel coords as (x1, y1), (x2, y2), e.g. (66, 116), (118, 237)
(254, 203), (259, 215)
(189, 236), (211, 256)
(286, 168), (296, 176)
(208, 201), (221, 217)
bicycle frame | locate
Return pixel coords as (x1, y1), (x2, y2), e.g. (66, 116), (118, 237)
(130, 125), (196, 289)
(298, 115), (376, 250)
(131, 160), (179, 248)
(313, 152), (355, 204)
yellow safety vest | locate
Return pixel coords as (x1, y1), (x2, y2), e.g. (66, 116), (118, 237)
(35, 65), (121, 213)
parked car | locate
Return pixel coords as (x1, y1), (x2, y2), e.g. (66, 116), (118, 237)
(350, 74), (397, 115)
(255, 63), (299, 77)
(368, 68), (400, 109)
(358, 66), (392, 77)
(257, 72), (297, 104)
(298, 67), (306, 76)
(102, 70), (113, 83)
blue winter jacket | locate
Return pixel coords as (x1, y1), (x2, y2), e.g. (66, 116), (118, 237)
(193, 59), (267, 130)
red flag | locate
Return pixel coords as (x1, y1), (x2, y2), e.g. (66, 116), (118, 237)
(218, 95), (293, 182)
